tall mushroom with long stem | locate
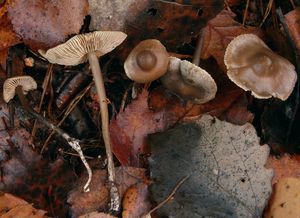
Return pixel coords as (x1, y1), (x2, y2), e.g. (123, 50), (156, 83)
(39, 31), (127, 212)
(3, 76), (92, 192)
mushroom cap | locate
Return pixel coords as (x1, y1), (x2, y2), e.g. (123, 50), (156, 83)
(224, 34), (297, 100)
(3, 76), (37, 103)
(39, 31), (127, 66)
(161, 57), (217, 104)
(124, 39), (169, 83)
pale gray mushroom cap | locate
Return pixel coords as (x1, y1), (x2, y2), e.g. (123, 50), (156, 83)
(3, 76), (37, 103)
(224, 34), (297, 100)
(161, 57), (217, 104)
(38, 31), (127, 66)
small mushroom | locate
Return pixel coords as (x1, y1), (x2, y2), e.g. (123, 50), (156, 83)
(160, 57), (217, 104)
(224, 34), (297, 100)
(3, 76), (92, 192)
(39, 31), (126, 211)
(124, 39), (169, 83)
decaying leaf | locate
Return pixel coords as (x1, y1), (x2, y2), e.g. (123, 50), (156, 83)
(285, 7), (300, 50)
(266, 154), (300, 184)
(219, 93), (254, 125)
(201, 10), (262, 70)
(265, 177), (300, 218)
(8, 0), (88, 50)
(110, 90), (168, 166)
(68, 167), (147, 217)
(122, 183), (151, 218)
(0, 193), (47, 217)
(148, 115), (273, 217)
(89, 0), (223, 53)
(0, 14), (20, 50)
(0, 111), (75, 217)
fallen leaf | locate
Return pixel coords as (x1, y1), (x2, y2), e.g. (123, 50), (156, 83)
(285, 7), (300, 50)
(0, 14), (20, 50)
(68, 167), (147, 217)
(0, 0), (12, 18)
(148, 115), (273, 217)
(89, 0), (223, 54)
(0, 193), (47, 217)
(201, 10), (262, 70)
(266, 154), (300, 184)
(122, 183), (151, 218)
(110, 89), (167, 166)
(219, 93), (254, 125)
(8, 0), (88, 50)
(79, 212), (117, 218)
(265, 177), (300, 218)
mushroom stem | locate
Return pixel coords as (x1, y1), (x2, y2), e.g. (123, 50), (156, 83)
(15, 86), (92, 192)
(87, 52), (120, 212)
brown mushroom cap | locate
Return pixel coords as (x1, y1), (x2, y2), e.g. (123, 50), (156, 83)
(124, 39), (169, 83)
(161, 57), (217, 104)
(3, 76), (37, 103)
(38, 31), (127, 66)
(224, 34), (297, 100)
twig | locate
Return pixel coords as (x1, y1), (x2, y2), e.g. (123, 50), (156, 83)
(142, 175), (190, 218)
(192, 29), (204, 66)
(16, 86), (92, 192)
(41, 82), (93, 154)
(259, 0), (274, 27)
(31, 64), (53, 138)
(243, 0), (250, 26)
(224, 0), (232, 12)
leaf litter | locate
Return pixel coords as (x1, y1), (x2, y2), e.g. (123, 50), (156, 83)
(0, 0), (299, 217)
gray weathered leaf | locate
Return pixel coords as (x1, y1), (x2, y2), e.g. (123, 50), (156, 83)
(148, 115), (273, 217)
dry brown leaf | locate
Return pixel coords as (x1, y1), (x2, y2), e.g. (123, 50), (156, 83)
(266, 154), (300, 184)
(265, 178), (300, 218)
(122, 183), (151, 218)
(0, 193), (47, 218)
(79, 212), (117, 218)
(201, 10), (262, 70)
(285, 7), (300, 50)
(8, 0), (88, 50)
(0, 14), (20, 50)
(0, 0), (12, 18)
(89, 0), (223, 57)
(68, 167), (147, 217)
(110, 89), (168, 166)
(219, 93), (254, 125)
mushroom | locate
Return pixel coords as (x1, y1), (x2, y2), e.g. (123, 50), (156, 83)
(160, 57), (217, 104)
(224, 34), (297, 100)
(3, 76), (92, 192)
(39, 31), (126, 211)
(124, 39), (169, 83)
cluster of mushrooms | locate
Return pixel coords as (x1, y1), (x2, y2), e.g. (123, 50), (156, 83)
(2, 32), (297, 212)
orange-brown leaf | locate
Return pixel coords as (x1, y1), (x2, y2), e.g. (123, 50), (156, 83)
(266, 154), (300, 184)
(0, 193), (47, 218)
(0, 14), (20, 50)
(122, 183), (151, 218)
(201, 10), (262, 70)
